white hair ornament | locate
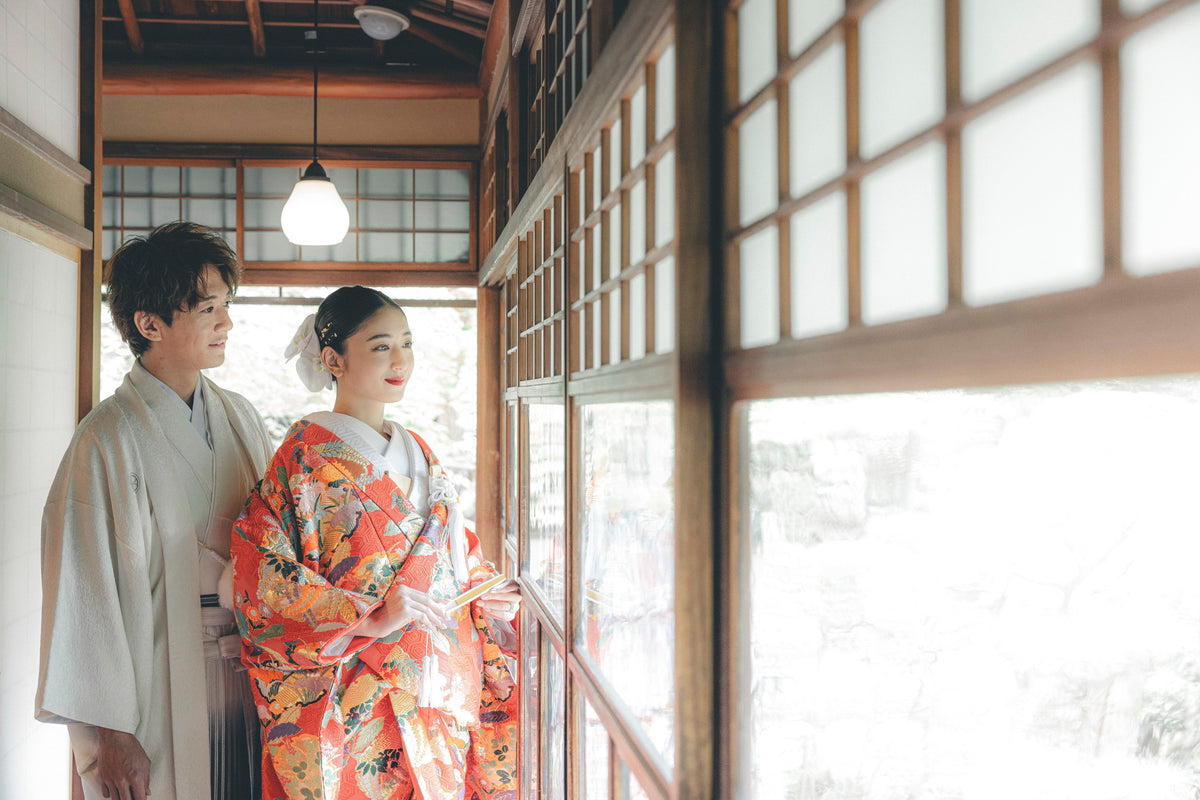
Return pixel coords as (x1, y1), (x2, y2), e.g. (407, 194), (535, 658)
(284, 313), (333, 392)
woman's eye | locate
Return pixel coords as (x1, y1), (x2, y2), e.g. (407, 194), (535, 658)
(403, 341), (413, 349)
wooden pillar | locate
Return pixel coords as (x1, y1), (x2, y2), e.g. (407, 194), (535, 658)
(674, 0), (723, 798)
(77, 0), (102, 424)
(476, 286), (505, 565)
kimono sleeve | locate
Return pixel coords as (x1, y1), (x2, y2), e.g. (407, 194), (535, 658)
(232, 453), (384, 671)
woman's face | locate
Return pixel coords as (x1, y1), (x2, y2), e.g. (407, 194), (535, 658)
(324, 305), (414, 407)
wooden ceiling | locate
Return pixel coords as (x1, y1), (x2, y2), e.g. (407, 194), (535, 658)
(102, 0), (497, 98)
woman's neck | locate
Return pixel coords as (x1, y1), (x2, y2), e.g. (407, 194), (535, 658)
(331, 396), (387, 437)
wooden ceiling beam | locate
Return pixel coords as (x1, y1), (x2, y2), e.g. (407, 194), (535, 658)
(407, 20), (481, 66)
(477, 0), (507, 104)
(246, 0), (267, 56)
(103, 14), (361, 29)
(104, 60), (482, 98)
(408, 5), (488, 37)
(444, 0), (493, 17)
(115, 0), (145, 54)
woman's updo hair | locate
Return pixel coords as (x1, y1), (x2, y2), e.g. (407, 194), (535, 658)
(314, 286), (404, 354)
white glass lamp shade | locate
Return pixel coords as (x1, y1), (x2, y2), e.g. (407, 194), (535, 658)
(281, 164), (350, 246)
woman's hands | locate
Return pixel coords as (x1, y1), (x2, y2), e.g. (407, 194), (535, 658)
(476, 580), (522, 622)
(357, 585), (451, 639)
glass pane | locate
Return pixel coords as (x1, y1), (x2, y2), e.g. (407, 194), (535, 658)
(790, 0), (843, 57)
(861, 141), (947, 325)
(150, 166), (180, 195)
(543, 643), (567, 800)
(609, 203), (622, 279)
(102, 197), (118, 229)
(415, 233), (470, 262)
(630, 84), (647, 167)
(507, 403), (519, 543)
(592, 224), (603, 291)
(359, 232), (413, 262)
(739, 0), (778, 104)
(592, 148), (604, 209)
(361, 199), (414, 231)
(122, 198), (151, 228)
(244, 198), (287, 229)
(739, 98), (779, 226)
(629, 180), (646, 266)
(739, 225), (781, 349)
(654, 151), (675, 249)
(182, 198), (235, 230)
(656, 45), (676, 140)
(415, 169), (470, 199)
(102, 164), (120, 194)
(745, 375), (1200, 800)
(243, 231), (297, 261)
(243, 167), (297, 198)
(360, 168), (413, 198)
(582, 696), (609, 800)
(122, 165), (150, 195)
(629, 271), (647, 361)
(605, 287), (621, 365)
(591, 298), (602, 368)
(415, 200), (470, 231)
(791, 190), (848, 338)
(522, 613), (540, 800)
(789, 41), (846, 198)
(859, 0), (944, 158)
(151, 198), (180, 227)
(182, 167), (234, 197)
(962, 0), (1098, 102)
(609, 119), (624, 192)
(580, 402), (675, 771)
(1122, 4), (1200, 277)
(527, 403), (566, 622)
(654, 256), (675, 354)
(102, 229), (117, 259)
(964, 63), (1103, 305)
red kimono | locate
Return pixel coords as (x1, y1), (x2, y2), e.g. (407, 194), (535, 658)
(232, 420), (517, 800)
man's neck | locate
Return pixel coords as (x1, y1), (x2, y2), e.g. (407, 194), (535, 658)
(140, 356), (200, 407)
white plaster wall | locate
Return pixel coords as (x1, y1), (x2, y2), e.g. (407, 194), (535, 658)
(0, 0), (79, 158)
(0, 230), (77, 799)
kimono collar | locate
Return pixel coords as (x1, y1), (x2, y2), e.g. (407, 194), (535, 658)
(130, 361), (212, 449)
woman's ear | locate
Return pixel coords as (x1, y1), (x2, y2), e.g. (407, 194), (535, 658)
(133, 310), (165, 342)
(321, 346), (344, 378)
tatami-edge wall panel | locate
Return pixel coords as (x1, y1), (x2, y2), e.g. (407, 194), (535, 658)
(0, 229), (77, 800)
(0, 0), (78, 158)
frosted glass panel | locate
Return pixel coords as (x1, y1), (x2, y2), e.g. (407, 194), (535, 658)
(964, 65), (1102, 305)
(415, 200), (470, 231)
(583, 698), (609, 800)
(359, 232), (413, 262)
(629, 180), (646, 266)
(739, 0), (778, 103)
(361, 200), (414, 230)
(580, 402), (676, 771)
(609, 287), (622, 365)
(526, 403), (566, 622)
(610, 119), (624, 191)
(962, 0), (1097, 102)
(182, 199), (235, 230)
(415, 233), (469, 262)
(791, 191), (848, 338)
(860, 0), (944, 158)
(739, 99), (779, 226)
(244, 231), (298, 261)
(745, 375), (1200, 800)
(861, 142), (947, 325)
(654, 257), (675, 354)
(740, 226), (781, 349)
(1122, 4), (1200, 276)
(183, 167), (234, 197)
(360, 168), (413, 197)
(591, 299), (602, 367)
(630, 84), (647, 167)
(789, 41), (846, 197)
(415, 169), (470, 198)
(656, 46), (676, 139)
(544, 644), (566, 800)
(629, 271), (647, 361)
(522, 613), (540, 800)
(244, 198), (287, 229)
(790, 0), (843, 56)
(609, 203), (623, 279)
(592, 149), (604, 209)
(244, 168), (298, 197)
(655, 151), (675, 249)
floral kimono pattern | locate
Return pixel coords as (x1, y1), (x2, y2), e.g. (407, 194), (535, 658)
(232, 420), (517, 800)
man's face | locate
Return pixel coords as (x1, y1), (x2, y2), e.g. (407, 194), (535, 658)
(149, 265), (234, 372)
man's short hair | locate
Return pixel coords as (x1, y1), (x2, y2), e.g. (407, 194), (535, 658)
(106, 222), (242, 357)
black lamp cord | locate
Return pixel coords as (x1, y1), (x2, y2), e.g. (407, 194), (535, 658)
(311, 0), (319, 164)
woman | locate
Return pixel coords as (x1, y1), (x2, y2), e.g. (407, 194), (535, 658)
(232, 286), (520, 800)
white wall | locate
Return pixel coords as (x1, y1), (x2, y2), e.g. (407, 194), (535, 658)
(0, 231), (78, 799)
(0, 0), (81, 797)
(0, 0), (79, 157)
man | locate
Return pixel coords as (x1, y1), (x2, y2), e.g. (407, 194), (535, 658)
(36, 222), (274, 800)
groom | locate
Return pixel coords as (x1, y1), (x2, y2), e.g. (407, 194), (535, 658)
(36, 222), (273, 800)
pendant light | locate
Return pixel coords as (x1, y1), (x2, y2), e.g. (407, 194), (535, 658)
(281, 0), (350, 246)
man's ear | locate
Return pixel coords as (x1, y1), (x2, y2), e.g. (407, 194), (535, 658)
(321, 346), (345, 378)
(133, 311), (167, 342)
